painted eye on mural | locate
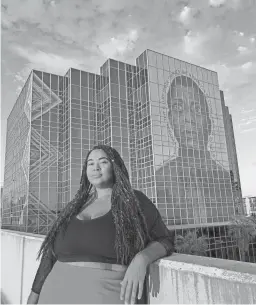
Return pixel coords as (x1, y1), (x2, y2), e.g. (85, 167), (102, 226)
(172, 99), (184, 112)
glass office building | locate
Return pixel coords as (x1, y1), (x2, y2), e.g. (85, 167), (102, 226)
(2, 74), (32, 229)
(2, 71), (65, 233)
(243, 196), (256, 216)
(221, 91), (244, 215)
(134, 50), (238, 226)
(2, 50), (243, 247)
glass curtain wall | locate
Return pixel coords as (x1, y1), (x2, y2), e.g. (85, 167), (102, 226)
(129, 55), (156, 203)
(108, 59), (131, 173)
(95, 62), (111, 146)
(26, 71), (63, 234)
(69, 69), (98, 201)
(2, 74), (32, 228)
(221, 91), (243, 215)
(96, 59), (133, 177)
(144, 49), (235, 226)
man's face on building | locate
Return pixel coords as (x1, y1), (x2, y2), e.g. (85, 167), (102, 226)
(168, 81), (209, 150)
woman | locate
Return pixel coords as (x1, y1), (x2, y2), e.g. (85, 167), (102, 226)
(27, 144), (174, 304)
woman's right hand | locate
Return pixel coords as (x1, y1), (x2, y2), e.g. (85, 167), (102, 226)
(27, 291), (39, 304)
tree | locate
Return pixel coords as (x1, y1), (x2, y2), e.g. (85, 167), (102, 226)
(174, 230), (208, 256)
(228, 215), (256, 262)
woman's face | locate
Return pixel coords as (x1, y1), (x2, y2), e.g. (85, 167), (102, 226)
(168, 84), (209, 150)
(86, 149), (114, 189)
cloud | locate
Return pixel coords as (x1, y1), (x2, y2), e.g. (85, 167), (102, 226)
(233, 31), (244, 37)
(179, 6), (191, 25)
(239, 127), (256, 133)
(238, 109), (256, 133)
(209, 0), (241, 9)
(1, 0), (98, 47)
(2, 0), (48, 29)
(180, 24), (236, 64)
(237, 46), (249, 54)
(12, 45), (86, 74)
(13, 66), (31, 95)
(1, 0), (141, 48)
(49, 0), (56, 7)
(241, 61), (253, 69)
(183, 31), (205, 56)
(241, 108), (255, 114)
(209, 0), (226, 7)
(91, 0), (132, 13)
(239, 117), (256, 126)
(1, 15), (13, 29)
(98, 29), (139, 58)
(206, 59), (256, 90)
(11, 45), (100, 96)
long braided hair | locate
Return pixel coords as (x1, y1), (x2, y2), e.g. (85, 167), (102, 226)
(37, 144), (151, 265)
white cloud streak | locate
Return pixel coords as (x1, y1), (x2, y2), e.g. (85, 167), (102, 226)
(13, 45), (84, 74)
(11, 45), (92, 96)
(209, 0), (241, 8)
(241, 61), (253, 69)
(241, 108), (255, 114)
(183, 31), (205, 56)
(238, 108), (256, 133)
(179, 6), (191, 25)
(237, 46), (248, 54)
(98, 29), (139, 58)
(209, 0), (226, 7)
(239, 128), (256, 133)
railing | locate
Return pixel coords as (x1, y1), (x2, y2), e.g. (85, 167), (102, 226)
(1, 229), (256, 304)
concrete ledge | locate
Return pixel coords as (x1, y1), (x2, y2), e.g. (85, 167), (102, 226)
(1, 230), (43, 304)
(147, 254), (256, 304)
(1, 229), (45, 240)
(2, 229), (256, 304)
(160, 253), (256, 281)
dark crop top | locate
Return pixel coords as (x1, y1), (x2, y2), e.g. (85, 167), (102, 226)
(32, 190), (174, 294)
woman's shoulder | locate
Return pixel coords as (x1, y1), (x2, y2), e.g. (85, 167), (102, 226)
(133, 189), (157, 212)
(133, 189), (150, 201)
(133, 189), (159, 226)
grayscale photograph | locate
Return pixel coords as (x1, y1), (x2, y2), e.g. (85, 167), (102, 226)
(1, 0), (256, 304)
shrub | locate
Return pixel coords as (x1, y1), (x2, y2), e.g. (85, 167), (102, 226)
(174, 230), (208, 256)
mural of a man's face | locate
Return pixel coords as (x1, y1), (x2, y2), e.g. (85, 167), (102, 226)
(167, 76), (211, 151)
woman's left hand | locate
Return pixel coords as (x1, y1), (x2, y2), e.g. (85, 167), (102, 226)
(120, 253), (148, 304)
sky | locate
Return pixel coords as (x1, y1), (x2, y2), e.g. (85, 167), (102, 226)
(1, 0), (256, 196)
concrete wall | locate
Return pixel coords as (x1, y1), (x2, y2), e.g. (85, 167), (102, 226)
(147, 254), (256, 304)
(1, 230), (44, 304)
(2, 230), (256, 304)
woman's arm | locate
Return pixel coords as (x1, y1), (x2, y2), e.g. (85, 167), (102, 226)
(27, 291), (39, 304)
(148, 210), (175, 257)
(134, 189), (175, 257)
(120, 236), (172, 304)
(27, 249), (57, 304)
(120, 190), (175, 304)
(134, 240), (168, 266)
